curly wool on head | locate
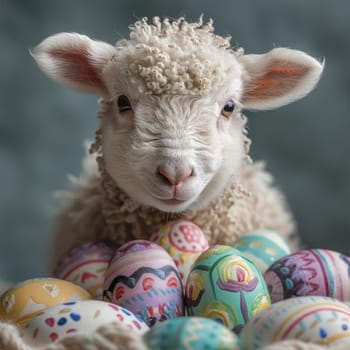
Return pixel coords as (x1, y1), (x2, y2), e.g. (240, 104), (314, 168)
(114, 16), (243, 95)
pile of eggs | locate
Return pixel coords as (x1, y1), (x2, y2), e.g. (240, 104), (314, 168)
(2, 221), (350, 349)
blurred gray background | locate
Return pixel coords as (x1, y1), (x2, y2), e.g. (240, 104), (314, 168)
(1, 0), (349, 283)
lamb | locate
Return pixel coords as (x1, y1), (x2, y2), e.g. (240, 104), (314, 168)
(32, 16), (323, 267)
(0, 17), (329, 350)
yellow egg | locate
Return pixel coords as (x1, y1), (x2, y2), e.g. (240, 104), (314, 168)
(0, 278), (91, 327)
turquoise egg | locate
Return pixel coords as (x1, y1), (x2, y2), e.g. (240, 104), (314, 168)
(185, 245), (271, 334)
(233, 229), (291, 272)
(143, 316), (240, 350)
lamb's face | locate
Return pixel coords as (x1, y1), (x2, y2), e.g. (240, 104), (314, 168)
(32, 18), (324, 214)
(101, 86), (246, 213)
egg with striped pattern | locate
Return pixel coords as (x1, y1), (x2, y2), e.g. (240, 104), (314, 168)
(233, 229), (291, 273)
(240, 296), (350, 349)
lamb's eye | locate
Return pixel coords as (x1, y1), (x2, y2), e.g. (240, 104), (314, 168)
(117, 95), (132, 113)
(221, 99), (235, 118)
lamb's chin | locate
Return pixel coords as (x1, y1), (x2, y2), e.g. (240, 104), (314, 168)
(151, 199), (194, 214)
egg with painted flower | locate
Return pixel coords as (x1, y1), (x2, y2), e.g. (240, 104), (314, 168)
(185, 245), (271, 334)
(103, 240), (184, 327)
(151, 220), (209, 289)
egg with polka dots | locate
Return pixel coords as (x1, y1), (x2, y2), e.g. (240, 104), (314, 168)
(21, 300), (149, 346)
(143, 316), (241, 350)
(151, 220), (209, 289)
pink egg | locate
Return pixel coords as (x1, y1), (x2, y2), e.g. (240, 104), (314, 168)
(151, 220), (209, 289)
(53, 241), (116, 299)
(103, 240), (184, 327)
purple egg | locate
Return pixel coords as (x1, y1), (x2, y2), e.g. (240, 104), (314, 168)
(103, 240), (184, 327)
(264, 249), (350, 303)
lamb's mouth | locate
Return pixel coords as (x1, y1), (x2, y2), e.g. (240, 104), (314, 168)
(159, 198), (187, 205)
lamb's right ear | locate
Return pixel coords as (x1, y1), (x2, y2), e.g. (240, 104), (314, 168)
(31, 33), (116, 96)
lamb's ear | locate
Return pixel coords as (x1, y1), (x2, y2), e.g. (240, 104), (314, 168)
(31, 32), (116, 96)
(239, 48), (324, 110)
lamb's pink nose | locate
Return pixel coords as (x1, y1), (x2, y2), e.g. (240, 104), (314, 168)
(158, 167), (193, 186)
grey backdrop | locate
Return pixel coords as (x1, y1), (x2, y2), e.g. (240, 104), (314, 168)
(1, 0), (350, 282)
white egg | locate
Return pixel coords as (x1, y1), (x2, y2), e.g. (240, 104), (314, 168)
(240, 296), (350, 349)
(22, 300), (148, 346)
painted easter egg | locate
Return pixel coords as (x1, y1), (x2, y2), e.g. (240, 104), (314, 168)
(0, 278), (91, 327)
(150, 220), (209, 289)
(264, 249), (350, 303)
(240, 296), (350, 349)
(185, 245), (271, 334)
(233, 229), (291, 273)
(143, 316), (241, 350)
(53, 241), (116, 299)
(103, 240), (184, 327)
(22, 300), (148, 346)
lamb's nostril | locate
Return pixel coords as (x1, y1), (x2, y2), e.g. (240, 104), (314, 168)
(158, 167), (193, 186)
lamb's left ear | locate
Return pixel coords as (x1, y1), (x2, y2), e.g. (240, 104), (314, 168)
(239, 48), (324, 110)
(31, 32), (116, 96)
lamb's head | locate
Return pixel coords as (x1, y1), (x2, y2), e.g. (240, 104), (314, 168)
(32, 17), (323, 213)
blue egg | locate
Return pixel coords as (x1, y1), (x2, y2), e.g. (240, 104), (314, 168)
(143, 316), (240, 350)
(233, 229), (291, 272)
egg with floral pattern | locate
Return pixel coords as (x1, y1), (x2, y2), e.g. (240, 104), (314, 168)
(185, 245), (270, 334)
(264, 249), (350, 303)
(103, 240), (184, 327)
(151, 220), (209, 290)
(22, 300), (148, 346)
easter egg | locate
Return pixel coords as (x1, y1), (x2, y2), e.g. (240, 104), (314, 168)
(233, 229), (291, 272)
(143, 316), (241, 350)
(53, 241), (116, 299)
(103, 240), (184, 327)
(185, 245), (271, 334)
(263, 249), (350, 303)
(151, 220), (209, 289)
(0, 278), (91, 327)
(240, 296), (350, 349)
(22, 300), (148, 346)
